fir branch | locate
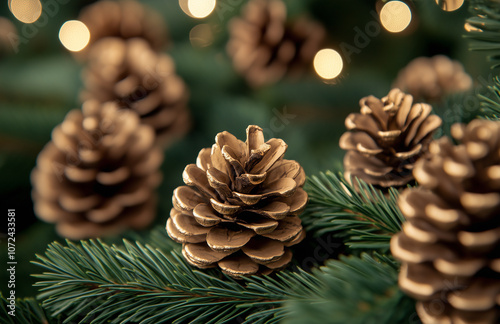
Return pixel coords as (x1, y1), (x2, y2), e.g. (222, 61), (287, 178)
(478, 75), (500, 119)
(302, 171), (406, 250)
(33, 238), (320, 324)
(0, 294), (54, 324)
(465, 0), (500, 69)
(284, 253), (416, 324)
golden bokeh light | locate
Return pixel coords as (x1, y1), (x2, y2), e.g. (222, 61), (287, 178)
(313, 49), (343, 80)
(380, 1), (412, 33)
(180, 0), (216, 19)
(9, 0), (42, 24)
(435, 0), (464, 12)
(189, 24), (214, 48)
(59, 20), (91, 52)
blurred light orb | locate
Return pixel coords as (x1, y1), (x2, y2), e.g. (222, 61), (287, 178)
(190, 24), (214, 48)
(380, 1), (412, 33)
(313, 49), (343, 80)
(180, 0), (216, 19)
(9, 0), (42, 24)
(435, 0), (464, 12)
(59, 20), (91, 52)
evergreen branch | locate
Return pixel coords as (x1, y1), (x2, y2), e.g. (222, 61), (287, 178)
(284, 253), (416, 324)
(478, 75), (500, 120)
(465, 0), (500, 69)
(0, 294), (55, 324)
(302, 171), (406, 250)
(33, 238), (320, 324)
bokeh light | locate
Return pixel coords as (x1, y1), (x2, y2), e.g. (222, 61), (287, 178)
(313, 49), (343, 80)
(380, 1), (412, 33)
(189, 24), (214, 48)
(59, 20), (91, 52)
(435, 0), (464, 12)
(179, 0), (216, 19)
(9, 0), (42, 24)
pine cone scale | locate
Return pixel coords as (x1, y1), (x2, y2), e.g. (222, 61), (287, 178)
(237, 216), (278, 234)
(241, 238), (285, 263)
(183, 243), (231, 266)
(166, 218), (205, 244)
(206, 227), (255, 252)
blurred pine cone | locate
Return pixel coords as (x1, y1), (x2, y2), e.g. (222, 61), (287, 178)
(340, 88), (442, 189)
(81, 37), (190, 146)
(31, 100), (163, 239)
(391, 119), (500, 324)
(78, 0), (167, 57)
(167, 125), (307, 277)
(393, 55), (473, 103)
(227, 0), (325, 87)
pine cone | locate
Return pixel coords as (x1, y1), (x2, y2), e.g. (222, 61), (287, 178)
(81, 37), (190, 146)
(31, 100), (163, 239)
(340, 88), (442, 189)
(393, 55), (473, 103)
(391, 119), (500, 324)
(78, 0), (167, 57)
(227, 0), (325, 87)
(166, 125), (307, 277)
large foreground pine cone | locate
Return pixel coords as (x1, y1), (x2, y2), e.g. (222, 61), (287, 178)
(340, 88), (442, 189)
(31, 100), (163, 239)
(391, 119), (500, 324)
(393, 55), (472, 103)
(227, 0), (325, 87)
(78, 0), (167, 57)
(166, 125), (307, 277)
(81, 37), (190, 146)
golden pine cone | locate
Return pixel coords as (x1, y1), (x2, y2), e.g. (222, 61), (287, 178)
(78, 0), (167, 57)
(166, 125), (308, 277)
(391, 119), (500, 324)
(31, 100), (163, 240)
(393, 55), (473, 103)
(81, 37), (190, 147)
(340, 88), (442, 189)
(227, 0), (325, 87)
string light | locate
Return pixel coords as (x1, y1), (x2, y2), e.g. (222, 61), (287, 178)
(435, 0), (464, 12)
(189, 24), (214, 48)
(313, 49), (343, 80)
(380, 1), (412, 33)
(59, 20), (91, 52)
(179, 0), (216, 19)
(9, 0), (42, 24)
